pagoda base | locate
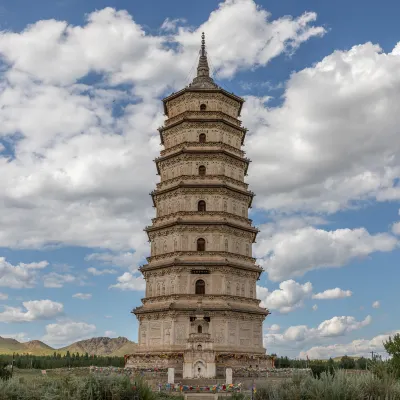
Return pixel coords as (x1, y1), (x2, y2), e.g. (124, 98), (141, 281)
(124, 351), (273, 378)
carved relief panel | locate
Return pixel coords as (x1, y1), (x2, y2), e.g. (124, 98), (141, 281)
(150, 228), (253, 257)
(159, 157), (246, 182)
(155, 193), (249, 218)
(163, 126), (243, 151)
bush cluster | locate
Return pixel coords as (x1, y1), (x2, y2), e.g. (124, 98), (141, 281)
(0, 373), (179, 400)
(253, 370), (400, 400)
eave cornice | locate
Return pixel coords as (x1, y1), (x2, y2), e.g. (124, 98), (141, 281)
(150, 183), (255, 208)
(133, 303), (270, 316)
(145, 219), (258, 236)
(139, 259), (263, 277)
(151, 210), (253, 226)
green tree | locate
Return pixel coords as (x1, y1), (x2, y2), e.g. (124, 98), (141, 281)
(384, 333), (400, 374)
(340, 355), (356, 369)
(356, 357), (367, 370)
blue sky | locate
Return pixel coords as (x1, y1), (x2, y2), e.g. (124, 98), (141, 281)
(0, 0), (400, 359)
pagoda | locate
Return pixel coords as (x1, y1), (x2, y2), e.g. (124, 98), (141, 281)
(125, 33), (272, 378)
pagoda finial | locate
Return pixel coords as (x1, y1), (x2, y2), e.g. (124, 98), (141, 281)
(201, 32), (206, 57)
(189, 32), (217, 88)
(197, 32), (210, 78)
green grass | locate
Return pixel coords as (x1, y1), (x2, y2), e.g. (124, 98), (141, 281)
(2, 368), (400, 400)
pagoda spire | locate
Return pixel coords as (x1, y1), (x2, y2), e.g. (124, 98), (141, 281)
(190, 32), (217, 89)
(197, 32), (210, 78)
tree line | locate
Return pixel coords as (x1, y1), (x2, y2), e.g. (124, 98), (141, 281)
(273, 355), (368, 370)
(0, 351), (124, 370)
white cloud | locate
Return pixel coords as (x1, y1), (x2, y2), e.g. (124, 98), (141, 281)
(160, 18), (186, 32)
(312, 288), (352, 300)
(0, 332), (30, 342)
(392, 222), (400, 235)
(0, 2), (324, 86)
(257, 280), (312, 313)
(255, 226), (397, 281)
(312, 304), (318, 311)
(0, 257), (48, 288)
(109, 272), (145, 291)
(300, 331), (400, 360)
(104, 315), (112, 319)
(265, 315), (372, 350)
(0, 300), (63, 322)
(104, 330), (117, 337)
(372, 300), (380, 309)
(87, 267), (117, 276)
(43, 273), (75, 288)
(42, 321), (96, 346)
(0, 292), (8, 300)
(243, 41), (400, 214)
(268, 324), (280, 333)
(72, 293), (92, 300)
(86, 251), (143, 271)
(0, 2), (324, 253)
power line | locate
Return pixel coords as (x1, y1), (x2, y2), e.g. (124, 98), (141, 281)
(184, 51), (200, 87)
(208, 53), (237, 95)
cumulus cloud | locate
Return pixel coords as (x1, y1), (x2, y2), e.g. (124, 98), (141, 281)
(86, 251), (143, 271)
(72, 293), (92, 300)
(160, 18), (186, 32)
(268, 324), (280, 333)
(265, 315), (372, 350)
(104, 330), (117, 337)
(257, 280), (312, 313)
(255, 226), (397, 281)
(299, 331), (399, 359)
(109, 272), (145, 291)
(43, 273), (76, 288)
(243, 41), (400, 214)
(0, 292), (8, 300)
(312, 304), (318, 311)
(392, 222), (400, 235)
(312, 288), (352, 300)
(87, 267), (117, 276)
(0, 300), (64, 322)
(372, 300), (380, 309)
(0, 258), (48, 288)
(0, 332), (30, 342)
(0, 1), (324, 253)
(42, 321), (96, 346)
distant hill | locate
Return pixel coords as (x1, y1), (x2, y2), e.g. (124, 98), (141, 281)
(59, 337), (137, 356)
(0, 337), (28, 354)
(0, 336), (137, 356)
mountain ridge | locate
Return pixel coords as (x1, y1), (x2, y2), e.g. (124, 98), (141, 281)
(0, 336), (137, 356)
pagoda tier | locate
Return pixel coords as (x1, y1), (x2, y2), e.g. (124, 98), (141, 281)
(127, 33), (272, 377)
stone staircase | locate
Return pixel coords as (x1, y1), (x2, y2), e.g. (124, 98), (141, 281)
(184, 394), (219, 400)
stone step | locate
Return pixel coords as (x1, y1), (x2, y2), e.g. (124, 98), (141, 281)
(185, 394), (218, 400)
